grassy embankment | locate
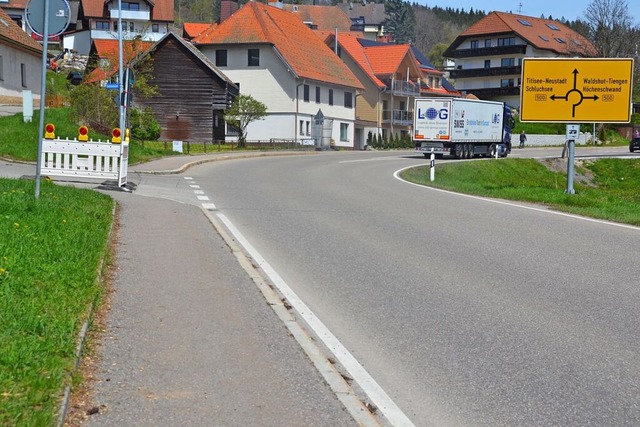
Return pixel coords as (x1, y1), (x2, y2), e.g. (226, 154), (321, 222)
(401, 158), (640, 226)
(0, 178), (114, 425)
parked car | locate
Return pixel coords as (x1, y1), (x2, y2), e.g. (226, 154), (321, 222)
(630, 137), (640, 153)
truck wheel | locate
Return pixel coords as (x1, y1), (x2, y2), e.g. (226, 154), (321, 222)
(489, 144), (496, 157)
(455, 144), (463, 159)
(467, 144), (474, 158)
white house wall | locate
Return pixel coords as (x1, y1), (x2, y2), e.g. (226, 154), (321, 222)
(0, 43), (41, 97)
(200, 44), (356, 147)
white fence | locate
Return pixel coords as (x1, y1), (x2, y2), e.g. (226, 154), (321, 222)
(40, 138), (129, 187)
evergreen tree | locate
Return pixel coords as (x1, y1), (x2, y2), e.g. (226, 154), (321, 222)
(384, 0), (415, 44)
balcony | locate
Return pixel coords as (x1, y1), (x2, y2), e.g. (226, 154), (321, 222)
(381, 79), (421, 97)
(447, 44), (527, 58)
(462, 86), (521, 98)
(449, 65), (521, 79)
(110, 9), (150, 20)
(382, 109), (413, 126)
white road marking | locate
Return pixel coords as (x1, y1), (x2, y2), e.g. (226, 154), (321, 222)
(196, 195), (210, 201)
(189, 184), (200, 189)
(216, 213), (415, 427)
(184, 177), (193, 180)
(194, 190), (205, 195)
(393, 165), (640, 232)
(201, 203), (217, 210)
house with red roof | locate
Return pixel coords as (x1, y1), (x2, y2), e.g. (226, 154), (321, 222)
(443, 11), (596, 108)
(63, 0), (174, 55)
(0, 6), (43, 98)
(328, 32), (421, 143)
(192, 1), (364, 149)
(83, 38), (154, 83)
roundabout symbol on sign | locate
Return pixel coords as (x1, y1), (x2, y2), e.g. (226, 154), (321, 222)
(548, 69), (599, 118)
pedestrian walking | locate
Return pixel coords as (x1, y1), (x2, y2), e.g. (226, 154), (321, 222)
(519, 130), (527, 148)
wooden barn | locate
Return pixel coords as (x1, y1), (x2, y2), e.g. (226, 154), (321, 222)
(134, 32), (238, 143)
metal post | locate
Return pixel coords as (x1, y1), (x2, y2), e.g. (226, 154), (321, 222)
(34, 0), (51, 199)
(495, 145), (499, 159)
(430, 148), (435, 182)
(118, 0), (124, 134)
(565, 139), (576, 194)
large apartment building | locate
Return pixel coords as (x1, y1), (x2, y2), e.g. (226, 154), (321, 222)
(444, 12), (596, 108)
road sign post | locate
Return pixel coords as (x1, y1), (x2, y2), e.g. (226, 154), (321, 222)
(520, 58), (634, 123)
(565, 124), (580, 194)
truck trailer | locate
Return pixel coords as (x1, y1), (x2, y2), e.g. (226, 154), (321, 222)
(413, 97), (515, 159)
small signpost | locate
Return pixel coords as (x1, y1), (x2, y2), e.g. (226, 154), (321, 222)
(565, 124), (580, 194)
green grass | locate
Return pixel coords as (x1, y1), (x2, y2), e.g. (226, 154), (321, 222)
(0, 178), (114, 426)
(401, 158), (640, 226)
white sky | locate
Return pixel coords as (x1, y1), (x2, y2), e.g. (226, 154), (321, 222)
(417, 0), (640, 24)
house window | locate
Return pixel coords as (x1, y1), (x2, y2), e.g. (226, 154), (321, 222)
(546, 23), (560, 31)
(21, 63), (26, 88)
(539, 35), (549, 42)
(328, 89), (333, 106)
(470, 40), (479, 49)
(340, 123), (349, 141)
(215, 50), (227, 67)
(299, 120), (305, 135)
(96, 21), (110, 30)
(484, 59), (490, 68)
(129, 21), (134, 32)
(306, 121), (310, 136)
(500, 79), (515, 87)
(484, 39), (491, 47)
(497, 37), (516, 46)
(554, 37), (566, 44)
(248, 48), (260, 66)
(501, 58), (515, 67)
(303, 84), (309, 102)
(344, 92), (353, 108)
(315, 86), (320, 103)
(517, 19), (532, 26)
(152, 23), (159, 32)
(122, 2), (140, 10)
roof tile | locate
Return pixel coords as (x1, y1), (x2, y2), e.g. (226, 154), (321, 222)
(0, 6), (43, 54)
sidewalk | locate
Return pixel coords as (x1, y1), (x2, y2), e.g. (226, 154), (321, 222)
(0, 154), (369, 427)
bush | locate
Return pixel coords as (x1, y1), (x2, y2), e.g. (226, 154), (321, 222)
(130, 107), (161, 141)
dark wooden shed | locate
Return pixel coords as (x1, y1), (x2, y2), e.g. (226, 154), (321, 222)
(133, 32), (238, 143)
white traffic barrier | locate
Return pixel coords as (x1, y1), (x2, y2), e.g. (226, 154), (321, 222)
(40, 137), (129, 187)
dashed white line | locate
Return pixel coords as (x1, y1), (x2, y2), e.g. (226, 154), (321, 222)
(197, 195), (210, 201)
(189, 184), (200, 189)
(194, 190), (205, 195)
(201, 203), (217, 210)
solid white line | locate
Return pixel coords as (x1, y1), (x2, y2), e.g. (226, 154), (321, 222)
(393, 165), (640, 232)
(216, 213), (415, 427)
(197, 195), (210, 201)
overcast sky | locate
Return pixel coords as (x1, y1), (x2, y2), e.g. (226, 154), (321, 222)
(418, 0), (640, 24)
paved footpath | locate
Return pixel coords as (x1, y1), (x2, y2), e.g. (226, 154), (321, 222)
(0, 155), (367, 427)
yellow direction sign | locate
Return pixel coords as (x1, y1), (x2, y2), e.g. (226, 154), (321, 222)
(520, 58), (634, 123)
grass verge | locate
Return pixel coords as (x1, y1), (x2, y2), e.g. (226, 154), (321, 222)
(0, 178), (114, 426)
(400, 158), (640, 226)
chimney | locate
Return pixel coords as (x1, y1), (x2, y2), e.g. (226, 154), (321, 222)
(220, 0), (239, 24)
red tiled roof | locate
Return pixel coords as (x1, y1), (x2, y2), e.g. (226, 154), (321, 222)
(456, 11), (596, 56)
(80, 0), (174, 22)
(281, 4), (351, 32)
(0, 6), (43, 54)
(364, 44), (412, 76)
(193, 2), (362, 90)
(183, 22), (214, 39)
(84, 38), (153, 82)
(336, 33), (385, 88)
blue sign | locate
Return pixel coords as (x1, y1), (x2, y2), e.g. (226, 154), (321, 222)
(105, 83), (119, 90)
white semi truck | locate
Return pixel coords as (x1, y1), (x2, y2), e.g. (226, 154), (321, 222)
(413, 97), (515, 159)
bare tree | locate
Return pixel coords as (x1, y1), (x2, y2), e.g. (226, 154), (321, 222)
(584, 0), (638, 57)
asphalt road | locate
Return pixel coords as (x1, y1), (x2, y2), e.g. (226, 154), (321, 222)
(172, 148), (640, 426)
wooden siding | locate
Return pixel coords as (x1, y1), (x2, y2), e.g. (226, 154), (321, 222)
(135, 38), (233, 142)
